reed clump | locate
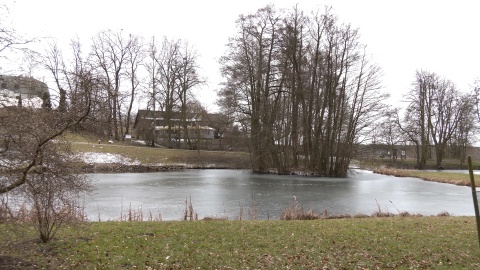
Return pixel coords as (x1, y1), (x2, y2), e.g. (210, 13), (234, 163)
(279, 198), (444, 220)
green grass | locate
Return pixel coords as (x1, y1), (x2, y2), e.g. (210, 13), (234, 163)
(2, 217), (480, 269)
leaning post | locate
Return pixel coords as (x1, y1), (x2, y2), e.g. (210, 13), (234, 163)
(467, 156), (480, 249)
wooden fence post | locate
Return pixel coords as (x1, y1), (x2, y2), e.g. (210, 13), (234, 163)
(467, 156), (480, 249)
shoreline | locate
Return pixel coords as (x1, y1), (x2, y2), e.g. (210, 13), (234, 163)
(372, 167), (477, 187)
(81, 163), (480, 188)
(82, 163), (186, 173)
(81, 163), (246, 173)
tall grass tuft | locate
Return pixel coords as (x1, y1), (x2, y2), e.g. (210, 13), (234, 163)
(119, 204), (162, 222)
(280, 197), (321, 220)
(184, 196), (198, 221)
(247, 195), (259, 220)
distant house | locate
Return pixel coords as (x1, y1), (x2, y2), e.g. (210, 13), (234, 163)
(133, 110), (226, 149)
(0, 75), (50, 108)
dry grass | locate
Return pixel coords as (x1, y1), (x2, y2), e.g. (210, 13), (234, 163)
(280, 197), (322, 220)
(183, 196), (198, 221)
(118, 204), (163, 222)
(279, 198), (434, 220)
(373, 167), (477, 186)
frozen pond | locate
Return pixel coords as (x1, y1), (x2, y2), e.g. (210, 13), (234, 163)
(84, 169), (476, 221)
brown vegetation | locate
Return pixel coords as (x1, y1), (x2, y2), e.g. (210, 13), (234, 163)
(373, 167), (476, 186)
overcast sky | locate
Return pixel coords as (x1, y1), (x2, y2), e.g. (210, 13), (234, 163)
(6, 0), (480, 111)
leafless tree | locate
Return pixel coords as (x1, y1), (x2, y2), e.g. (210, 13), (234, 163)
(145, 37), (204, 149)
(124, 34), (145, 137)
(177, 43), (205, 149)
(450, 95), (476, 164)
(145, 37), (181, 147)
(377, 111), (404, 161)
(402, 70), (472, 169)
(0, 4), (34, 58)
(219, 5), (386, 176)
(42, 40), (68, 112)
(91, 30), (132, 141)
(220, 5), (283, 173)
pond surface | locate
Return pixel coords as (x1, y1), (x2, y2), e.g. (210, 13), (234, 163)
(84, 169), (475, 221)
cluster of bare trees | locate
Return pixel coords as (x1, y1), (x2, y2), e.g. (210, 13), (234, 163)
(1, 10), (207, 238)
(1, 7), (203, 241)
(1, 3), (211, 239)
(394, 70), (477, 169)
(41, 31), (205, 142)
(218, 6), (387, 176)
(145, 37), (205, 147)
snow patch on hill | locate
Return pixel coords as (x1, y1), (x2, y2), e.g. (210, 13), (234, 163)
(77, 152), (141, 165)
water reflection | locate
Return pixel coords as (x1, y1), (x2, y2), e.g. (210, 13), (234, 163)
(85, 169), (475, 221)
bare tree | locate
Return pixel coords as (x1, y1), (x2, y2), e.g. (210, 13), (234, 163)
(0, 4), (34, 58)
(144, 36), (161, 146)
(219, 5), (386, 176)
(177, 43), (205, 149)
(220, 5), (283, 173)
(42, 40), (68, 112)
(91, 30), (132, 141)
(145, 37), (205, 149)
(377, 111), (403, 161)
(450, 94), (476, 164)
(145, 37), (181, 147)
(124, 34), (145, 137)
(402, 71), (472, 169)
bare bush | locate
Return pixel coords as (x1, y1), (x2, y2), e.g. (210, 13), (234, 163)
(437, 211), (450, 217)
(0, 79), (93, 243)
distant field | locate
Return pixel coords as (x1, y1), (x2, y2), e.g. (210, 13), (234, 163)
(72, 142), (250, 169)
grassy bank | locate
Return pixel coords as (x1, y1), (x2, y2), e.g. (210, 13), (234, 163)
(359, 158), (480, 170)
(2, 217), (480, 269)
(72, 142), (252, 169)
(373, 167), (480, 187)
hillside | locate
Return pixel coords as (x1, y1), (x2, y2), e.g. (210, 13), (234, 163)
(70, 134), (252, 172)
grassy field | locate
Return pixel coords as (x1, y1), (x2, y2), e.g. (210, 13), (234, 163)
(2, 217), (480, 269)
(71, 140), (252, 169)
